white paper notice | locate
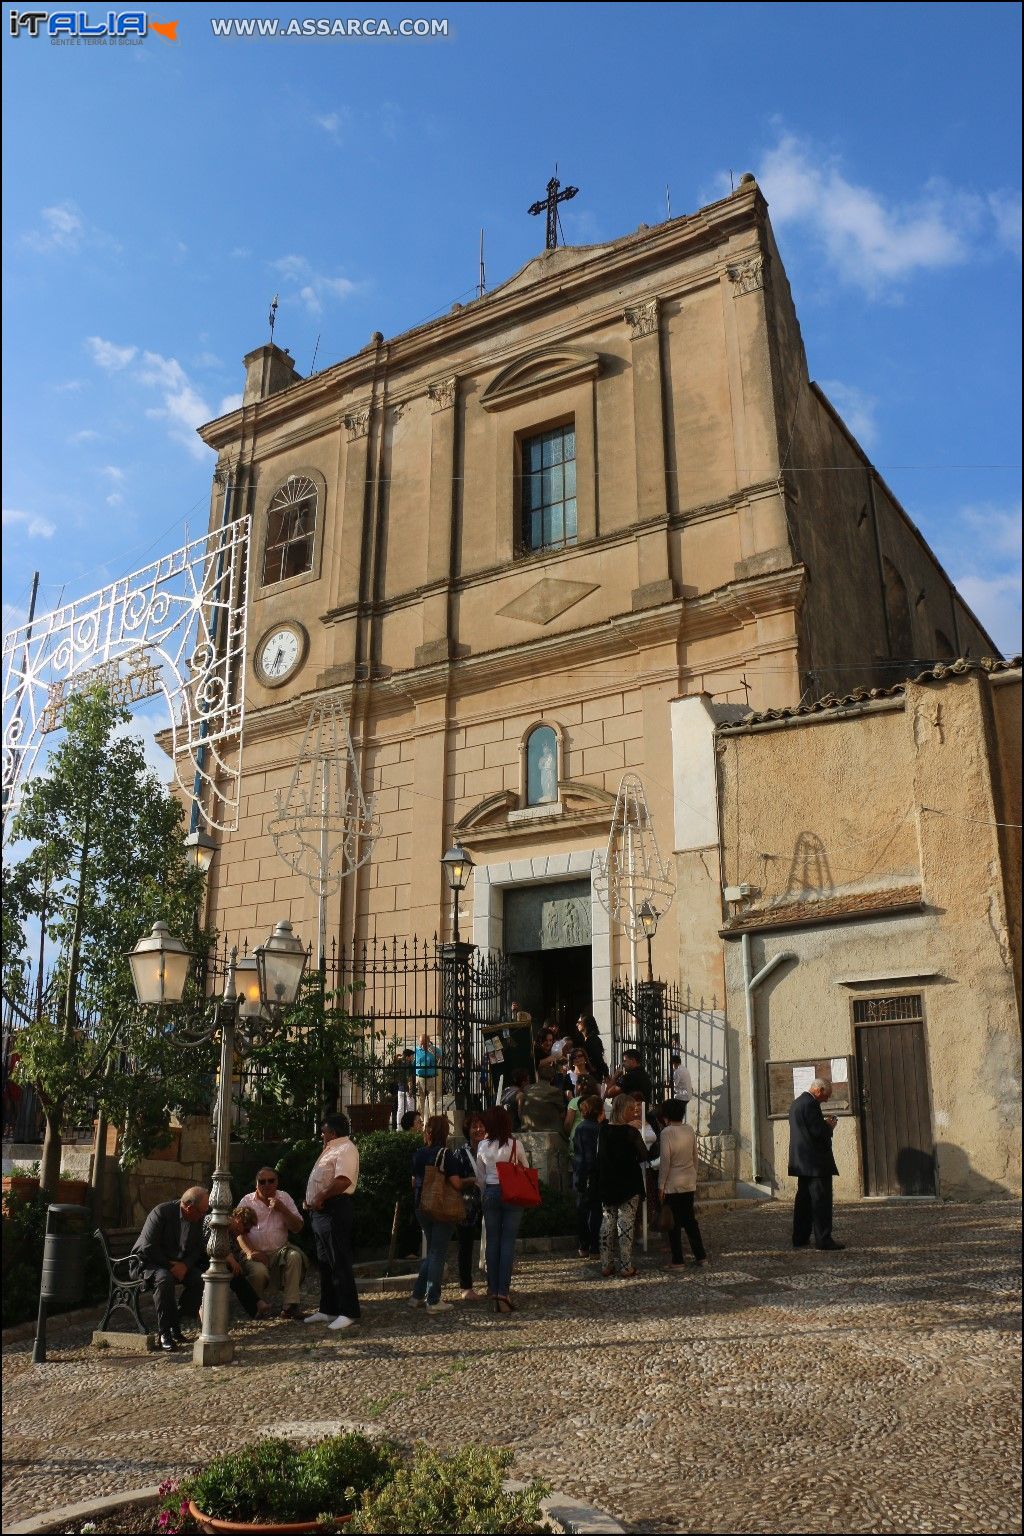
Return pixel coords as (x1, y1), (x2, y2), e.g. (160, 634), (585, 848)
(830, 1057), (849, 1084)
(792, 1065), (816, 1098)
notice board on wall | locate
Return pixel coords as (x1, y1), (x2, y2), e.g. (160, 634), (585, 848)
(765, 1056), (856, 1119)
(481, 1020), (536, 1093)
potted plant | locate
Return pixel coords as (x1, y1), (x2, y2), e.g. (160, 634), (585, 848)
(348, 1445), (550, 1534)
(158, 1434), (400, 1535)
(1, 1162), (41, 1203)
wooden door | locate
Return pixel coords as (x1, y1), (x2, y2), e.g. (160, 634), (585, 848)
(855, 1007), (936, 1196)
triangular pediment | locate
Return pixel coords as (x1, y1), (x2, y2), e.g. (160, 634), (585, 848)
(480, 346), (602, 413)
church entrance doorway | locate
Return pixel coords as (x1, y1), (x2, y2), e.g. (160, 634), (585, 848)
(503, 879), (592, 1038)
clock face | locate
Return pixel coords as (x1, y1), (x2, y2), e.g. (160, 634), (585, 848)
(256, 625), (305, 686)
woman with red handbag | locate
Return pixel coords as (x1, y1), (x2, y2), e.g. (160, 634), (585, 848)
(475, 1105), (538, 1313)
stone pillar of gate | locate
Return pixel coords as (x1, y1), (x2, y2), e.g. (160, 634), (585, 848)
(636, 979), (667, 1103)
(439, 940), (476, 1137)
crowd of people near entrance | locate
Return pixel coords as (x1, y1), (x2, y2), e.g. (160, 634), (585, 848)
(132, 1011), (845, 1350)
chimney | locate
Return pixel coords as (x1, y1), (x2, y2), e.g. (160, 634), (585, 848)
(242, 343), (302, 406)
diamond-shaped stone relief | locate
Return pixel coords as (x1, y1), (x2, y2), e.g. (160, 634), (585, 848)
(496, 577), (599, 625)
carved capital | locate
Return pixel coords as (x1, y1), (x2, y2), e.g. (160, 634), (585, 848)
(343, 407), (371, 441)
(427, 375), (458, 413)
(388, 401), (406, 425)
(727, 255), (767, 295)
(624, 298), (659, 340)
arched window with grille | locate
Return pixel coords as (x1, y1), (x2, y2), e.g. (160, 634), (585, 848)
(262, 475), (318, 585)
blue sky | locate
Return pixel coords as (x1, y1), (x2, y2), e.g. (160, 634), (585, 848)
(2, 0), (1021, 665)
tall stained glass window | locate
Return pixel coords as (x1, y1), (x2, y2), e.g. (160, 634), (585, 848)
(520, 425), (576, 553)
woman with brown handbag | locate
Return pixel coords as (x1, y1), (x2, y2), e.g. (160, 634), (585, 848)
(407, 1115), (468, 1314)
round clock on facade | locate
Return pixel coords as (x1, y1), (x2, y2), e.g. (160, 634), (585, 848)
(254, 622), (308, 687)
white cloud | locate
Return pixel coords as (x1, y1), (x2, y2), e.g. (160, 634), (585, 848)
(962, 503), (1022, 560)
(53, 379), (83, 393)
(106, 492), (124, 507)
(944, 501), (1022, 655)
(315, 108), (351, 142)
(85, 338), (214, 459)
(102, 464), (126, 483)
(270, 253), (361, 315)
(67, 428), (100, 444)
(23, 201), (84, 253)
(989, 192), (1023, 260)
(86, 336), (137, 371)
(24, 201), (119, 256)
(819, 379), (879, 449)
(954, 573), (1022, 656)
(218, 392), (243, 415)
(748, 131), (1017, 295)
(3, 507), (56, 539)
(193, 350), (223, 370)
(3, 601), (29, 635)
(136, 350), (214, 459)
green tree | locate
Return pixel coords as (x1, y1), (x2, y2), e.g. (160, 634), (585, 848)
(237, 980), (376, 1147)
(3, 687), (215, 1193)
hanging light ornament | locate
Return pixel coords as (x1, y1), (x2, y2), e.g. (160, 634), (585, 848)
(268, 700), (379, 964)
(592, 772), (675, 941)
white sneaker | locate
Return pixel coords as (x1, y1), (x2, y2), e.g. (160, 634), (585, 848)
(304, 1312), (337, 1324)
(407, 1297), (426, 1309)
(425, 1300), (453, 1314)
(328, 1314), (357, 1330)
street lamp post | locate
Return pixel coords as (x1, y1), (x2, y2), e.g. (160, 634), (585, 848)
(636, 899), (667, 1102)
(440, 843), (475, 1119)
(638, 899), (659, 985)
(128, 918), (306, 1367)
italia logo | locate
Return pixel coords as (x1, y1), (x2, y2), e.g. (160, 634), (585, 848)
(8, 11), (178, 39)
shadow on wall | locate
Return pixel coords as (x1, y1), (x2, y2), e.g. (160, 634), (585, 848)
(936, 1142), (1019, 1202)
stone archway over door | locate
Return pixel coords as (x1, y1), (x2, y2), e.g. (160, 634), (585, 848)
(472, 849), (612, 1050)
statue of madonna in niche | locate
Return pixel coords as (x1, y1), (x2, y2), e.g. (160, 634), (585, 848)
(526, 725), (558, 806)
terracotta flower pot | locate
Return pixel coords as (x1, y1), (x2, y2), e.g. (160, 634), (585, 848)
(2, 1176), (40, 1203)
(188, 1502), (352, 1535)
(55, 1178), (90, 1205)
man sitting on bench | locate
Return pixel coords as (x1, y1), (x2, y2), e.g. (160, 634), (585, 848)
(131, 1185), (209, 1352)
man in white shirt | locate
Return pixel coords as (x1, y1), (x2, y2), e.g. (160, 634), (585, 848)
(671, 1054), (693, 1118)
(302, 1112), (361, 1330)
(236, 1169), (306, 1319)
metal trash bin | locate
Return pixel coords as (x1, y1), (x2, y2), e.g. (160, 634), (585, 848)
(33, 1203), (92, 1363)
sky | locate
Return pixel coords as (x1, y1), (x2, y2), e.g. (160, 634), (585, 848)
(2, 0), (1021, 683)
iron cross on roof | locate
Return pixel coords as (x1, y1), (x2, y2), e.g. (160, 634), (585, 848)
(528, 174), (579, 250)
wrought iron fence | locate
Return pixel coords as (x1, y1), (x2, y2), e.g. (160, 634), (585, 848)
(232, 935), (517, 1125)
(611, 978), (729, 1136)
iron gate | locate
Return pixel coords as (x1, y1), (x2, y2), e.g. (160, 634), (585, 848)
(611, 978), (728, 1134)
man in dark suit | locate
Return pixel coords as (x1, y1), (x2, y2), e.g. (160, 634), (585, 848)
(131, 1185), (209, 1351)
(788, 1078), (845, 1251)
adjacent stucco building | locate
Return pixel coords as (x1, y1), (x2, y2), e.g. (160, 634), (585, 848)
(706, 658), (1021, 1201)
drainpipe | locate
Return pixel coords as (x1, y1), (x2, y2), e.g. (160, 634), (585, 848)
(742, 933), (796, 1186)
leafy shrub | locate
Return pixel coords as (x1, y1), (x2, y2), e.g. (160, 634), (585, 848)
(1, 1190), (109, 1326)
(519, 1179), (576, 1238)
(179, 1434), (399, 1525)
(351, 1130), (420, 1250)
(348, 1445), (550, 1534)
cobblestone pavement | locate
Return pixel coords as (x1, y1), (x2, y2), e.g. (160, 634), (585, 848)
(3, 1201), (1021, 1534)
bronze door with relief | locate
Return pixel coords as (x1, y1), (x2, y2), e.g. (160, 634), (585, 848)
(854, 996), (936, 1196)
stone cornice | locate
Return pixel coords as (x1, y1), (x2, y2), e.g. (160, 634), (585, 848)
(197, 187), (766, 452)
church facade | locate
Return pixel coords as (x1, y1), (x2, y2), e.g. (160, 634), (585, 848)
(195, 176), (995, 1043)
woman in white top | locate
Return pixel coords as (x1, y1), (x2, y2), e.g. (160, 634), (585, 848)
(658, 1099), (707, 1267)
(475, 1105), (530, 1313)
